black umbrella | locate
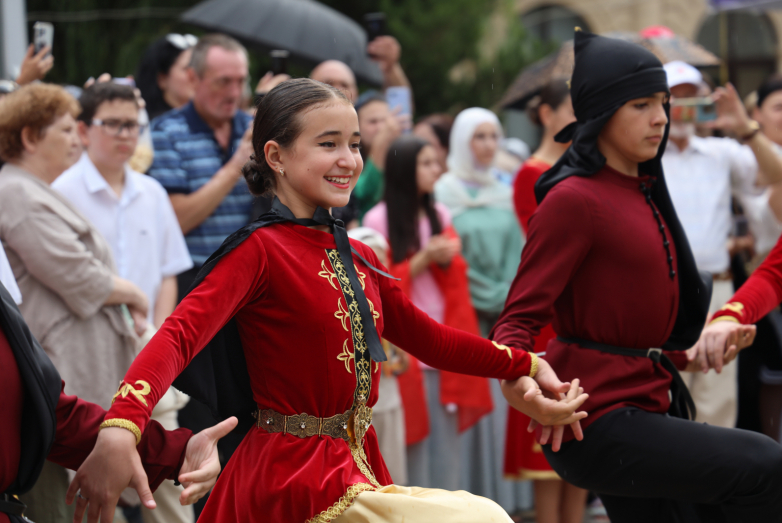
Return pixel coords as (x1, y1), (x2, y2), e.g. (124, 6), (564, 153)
(181, 0), (383, 85)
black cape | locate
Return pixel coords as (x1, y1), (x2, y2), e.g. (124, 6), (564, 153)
(534, 31), (711, 351)
(0, 281), (61, 516)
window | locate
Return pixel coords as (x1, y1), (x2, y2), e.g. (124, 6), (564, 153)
(697, 12), (777, 97)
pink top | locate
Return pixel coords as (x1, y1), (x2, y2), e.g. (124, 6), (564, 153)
(363, 201), (451, 325)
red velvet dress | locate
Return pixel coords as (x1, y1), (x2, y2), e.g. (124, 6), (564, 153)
(712, 233), (782, 325)
(506, 158), (559, 479)
(104, 222), (533, 522)
(0, 328), (190, 523)
(492, 165), (690, 445)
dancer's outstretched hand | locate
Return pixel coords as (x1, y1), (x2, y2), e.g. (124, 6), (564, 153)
(178, 416), (238, 505)
(66, 427), (147, 523)
(501, 363), (588, 449)
(686, 321), (756, 374)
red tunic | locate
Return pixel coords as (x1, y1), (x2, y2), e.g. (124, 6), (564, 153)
(0, 328), (190, 523)
(104, 222), (533, 523)
(712, 233), (782, 325)
(492, 165), (689, 444)
(506, 157), (559, 479)
(513, 157), (551, 234)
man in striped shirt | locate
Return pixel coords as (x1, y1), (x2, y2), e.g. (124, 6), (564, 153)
(148, 34), (254, 297)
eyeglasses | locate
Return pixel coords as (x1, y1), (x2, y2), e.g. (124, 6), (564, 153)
(91, 118), (146, 137)
(166, 33), (198, 50)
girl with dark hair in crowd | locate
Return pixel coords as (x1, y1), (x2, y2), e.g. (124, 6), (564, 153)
(492, 30), (781, 522)
(363, 135), (493, 492)
(505, 78), (585, 523)
(514, 78), (574, 233)
(69, 78), (587, 523)
(135, 34), (197, 121)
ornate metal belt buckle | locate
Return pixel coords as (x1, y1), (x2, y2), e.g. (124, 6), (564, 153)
(351, 404), (373, 447)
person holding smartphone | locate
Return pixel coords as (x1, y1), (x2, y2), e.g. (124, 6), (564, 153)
(662, 61), (782, 429)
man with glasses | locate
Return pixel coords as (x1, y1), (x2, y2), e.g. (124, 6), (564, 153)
(52, 82), (194, 523)
(147, 33), (254, 299)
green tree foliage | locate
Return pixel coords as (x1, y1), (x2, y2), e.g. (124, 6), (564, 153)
(27, 0), (549, 116)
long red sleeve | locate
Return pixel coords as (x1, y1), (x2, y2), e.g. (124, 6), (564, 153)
(49, 386), (191, 490)
(712, 234), (782, 325)
(377, 249), (532, 380)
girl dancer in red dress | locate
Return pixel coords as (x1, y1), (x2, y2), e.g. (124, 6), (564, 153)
(69, 78), (588, 523)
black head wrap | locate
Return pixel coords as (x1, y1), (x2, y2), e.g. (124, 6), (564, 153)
(535, 30), (710, 351)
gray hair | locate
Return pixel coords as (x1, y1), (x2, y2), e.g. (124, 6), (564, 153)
(189, 34), (248, 77)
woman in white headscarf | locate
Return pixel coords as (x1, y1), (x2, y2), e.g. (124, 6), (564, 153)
(434, 108), (528, 513)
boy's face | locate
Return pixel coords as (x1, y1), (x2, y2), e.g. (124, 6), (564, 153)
(80, 99), (139, 169)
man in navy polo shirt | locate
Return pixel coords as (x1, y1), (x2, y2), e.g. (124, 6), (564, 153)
(149, 33), (254, 298)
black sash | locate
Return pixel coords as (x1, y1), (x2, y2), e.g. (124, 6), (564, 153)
(558, 336), (696, 421)
(172, 198), (395, 432)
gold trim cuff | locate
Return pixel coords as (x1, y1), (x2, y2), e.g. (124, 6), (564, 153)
(709, 315), (740, 325)
(100, 419), (142, 445)
(529, 352), (539, 378)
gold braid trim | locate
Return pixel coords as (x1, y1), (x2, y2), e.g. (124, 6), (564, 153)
(349, 442), (382, 489)
(710, 315), (740, 325)
(529, 352), (539, 378)
(305, 483), (376, 523)
(100, 419), (142, 445)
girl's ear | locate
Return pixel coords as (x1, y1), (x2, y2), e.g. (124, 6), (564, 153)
(264, 140), (283, 174)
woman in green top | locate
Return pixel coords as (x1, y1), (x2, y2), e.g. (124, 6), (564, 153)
(434, 107), (526, 512)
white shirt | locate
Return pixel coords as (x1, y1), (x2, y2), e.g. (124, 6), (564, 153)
(53, 153), (192, 321)
(0, 242), (21, 304)
(662, 136), (761, 273)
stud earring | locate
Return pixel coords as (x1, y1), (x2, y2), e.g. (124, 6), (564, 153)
(279, 168), (285, 176)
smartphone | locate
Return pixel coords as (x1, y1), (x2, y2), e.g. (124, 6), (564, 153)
(270, 50), (289, 76)
(113, 77), (136, 88)
(33, 22), (54, 56)
(671, 97), (717, 123)
(363, 13), (386, 42)
(386, 86), (412, 132)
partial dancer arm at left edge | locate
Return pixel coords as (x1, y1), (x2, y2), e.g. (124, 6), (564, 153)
(688, 232), (782, 374)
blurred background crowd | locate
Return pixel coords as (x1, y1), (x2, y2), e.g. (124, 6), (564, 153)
(2, 0), (782, 522)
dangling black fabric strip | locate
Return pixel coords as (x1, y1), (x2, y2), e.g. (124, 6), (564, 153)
(271, 199), (388, 363)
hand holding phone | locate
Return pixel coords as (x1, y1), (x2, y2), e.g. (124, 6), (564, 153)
(33, 22), (54, 57)
(670, 97), (717, 123)
(270, 50), (289, 76)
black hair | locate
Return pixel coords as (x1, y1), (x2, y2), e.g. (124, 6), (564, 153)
(525, 78), (571, 127)
(77, 83), (138, 124)
(242, 78), (351, 196)
(417, 113), (454, 151)
(384, 135), (442, 264)
(355, 90), (387, 113)
(135, 37), (190, 120)
(757, 74), (782, 110)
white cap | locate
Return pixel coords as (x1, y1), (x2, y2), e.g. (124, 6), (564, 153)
(663, 61), (703, 89)
(347, 227), (388, 252)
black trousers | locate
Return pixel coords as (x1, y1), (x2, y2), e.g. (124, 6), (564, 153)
(543, 407), (782, 523)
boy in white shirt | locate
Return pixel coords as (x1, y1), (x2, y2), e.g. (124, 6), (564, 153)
(53, 82), (193, 523)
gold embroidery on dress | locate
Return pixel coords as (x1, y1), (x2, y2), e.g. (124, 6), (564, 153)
(327, 250), (371, 403)
(368, 299), (380, 326)
(492, 341), (513, 360)
(319, 260), (339, 290)
(720, 302), (745, 315)
(335, 298), (350, 331)
(112, 380), (151, 406)
(337, 339), (355, 373)
(305, 483), (376, 523)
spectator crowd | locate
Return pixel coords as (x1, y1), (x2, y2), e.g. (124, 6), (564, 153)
(2, 24), (782, 523)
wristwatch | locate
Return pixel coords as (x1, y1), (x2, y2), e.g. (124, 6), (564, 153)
(739, 120), (761, 143)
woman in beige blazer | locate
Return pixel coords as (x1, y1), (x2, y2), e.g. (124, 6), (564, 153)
(0, 83), (149, 523)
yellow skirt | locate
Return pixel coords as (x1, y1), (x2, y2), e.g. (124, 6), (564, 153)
(333, 484), (513, 522)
